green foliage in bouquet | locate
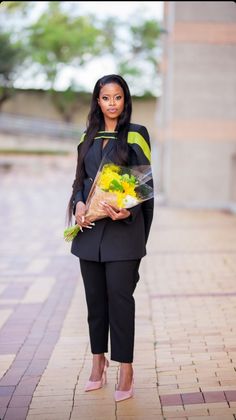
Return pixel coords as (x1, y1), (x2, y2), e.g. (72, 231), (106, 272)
(64, 224), (81, 242)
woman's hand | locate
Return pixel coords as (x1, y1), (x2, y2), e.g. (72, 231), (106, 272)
(75, 201), (95, 230)
(100, 202), (131, 220)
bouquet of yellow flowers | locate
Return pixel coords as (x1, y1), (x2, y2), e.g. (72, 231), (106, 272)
(64, 158), (154, 242)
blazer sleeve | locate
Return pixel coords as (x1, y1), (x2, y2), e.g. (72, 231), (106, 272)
(123, 125), (154, 243)
(139, 126), (154, 243)
(142, 181), (154, 243)
(72, 137), (86, 215)
(73, 191), (84, 215)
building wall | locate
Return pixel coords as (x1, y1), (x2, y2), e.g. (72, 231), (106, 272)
(2, 90), (158, 142)
(157, 1), (236, 210)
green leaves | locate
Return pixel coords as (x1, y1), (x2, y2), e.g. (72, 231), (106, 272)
(109, 179), (125, 192)
(0, 31), (27, 108)
(64, 224), (81, 242)
(116, 17), (162, 96)
(108, 174), (137, 192)
(0, 32), (26, 80)
(27, 5), (107, 86)
(121, 174), (137, 185)
(0, 2), (162, 111)
(130, 19), (161, 52)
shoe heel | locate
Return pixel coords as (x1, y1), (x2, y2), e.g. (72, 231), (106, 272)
(102, 358), (109, 384)
(104, 358), (109, 371)
(102, 370), (107, 385)
(84, 358), (109, 392)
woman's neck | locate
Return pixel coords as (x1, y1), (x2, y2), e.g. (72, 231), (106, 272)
(104, 118), (117, 132)
(104, 125), (116, 132)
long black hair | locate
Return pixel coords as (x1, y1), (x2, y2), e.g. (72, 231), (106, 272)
(67, 74), (132, 224)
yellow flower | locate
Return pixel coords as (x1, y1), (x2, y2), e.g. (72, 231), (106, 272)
(96, 163), (139, 207)
(103, 163), (120, 173)
(122, 181), (137, 197)
(116, 191), (125, 208)
(98, 166), (122, 191)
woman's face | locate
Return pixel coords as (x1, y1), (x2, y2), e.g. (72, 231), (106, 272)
(98, 83), (125, 121)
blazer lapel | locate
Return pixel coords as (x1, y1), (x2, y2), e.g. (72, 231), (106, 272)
(102, 138), (116, 160)
(92, 132), (117, 169)
(92, 138), (103, 170)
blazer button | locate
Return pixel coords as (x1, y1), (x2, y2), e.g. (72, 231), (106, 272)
(89, 177), (93, 182)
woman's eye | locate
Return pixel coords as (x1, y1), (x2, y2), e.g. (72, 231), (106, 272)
(102, 96), (109, 101)
(115, 96), (122, 100)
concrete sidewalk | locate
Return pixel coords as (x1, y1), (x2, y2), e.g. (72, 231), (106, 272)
(0, 154), (236, 420)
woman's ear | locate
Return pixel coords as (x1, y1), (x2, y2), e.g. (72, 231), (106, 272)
(97, 98), (100, 106)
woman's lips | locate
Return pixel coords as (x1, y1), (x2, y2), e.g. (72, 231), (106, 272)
(108, 108), (117, 113)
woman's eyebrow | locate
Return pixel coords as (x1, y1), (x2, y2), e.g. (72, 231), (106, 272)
(101, 92), (122, 95)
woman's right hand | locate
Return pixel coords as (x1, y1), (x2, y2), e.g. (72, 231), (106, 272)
(75, 201), (94, 230)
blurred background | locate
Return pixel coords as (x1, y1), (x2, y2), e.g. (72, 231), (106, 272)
(1, 4), (236, 418)
(0, 0), (236, 212)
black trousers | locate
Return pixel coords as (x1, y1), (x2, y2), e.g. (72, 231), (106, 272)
(79, 259), (141, 363)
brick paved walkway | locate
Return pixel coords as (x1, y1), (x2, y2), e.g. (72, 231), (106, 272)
(0, 154), (236, 420)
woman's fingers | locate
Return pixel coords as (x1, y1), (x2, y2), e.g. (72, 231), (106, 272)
(99, 202), (130, 220)
(101, 202), (121, 220)
(76, 214), (95, 228)
(99, 202), (114, 218)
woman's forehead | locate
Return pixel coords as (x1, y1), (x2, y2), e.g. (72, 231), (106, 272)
(99, 83), (123, 95)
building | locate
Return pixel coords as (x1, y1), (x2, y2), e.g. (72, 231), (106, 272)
(157, 1), (236, 211)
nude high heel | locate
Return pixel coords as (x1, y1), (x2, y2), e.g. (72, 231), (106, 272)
(84, 358), (109, 392)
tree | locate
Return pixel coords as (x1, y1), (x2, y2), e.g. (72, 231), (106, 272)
(107, 16), (162, 96)
(28, 3), (106, 87)
(50, 86), (90, 123)
(26, 2), (113, 121)
(0, 31), (26, 110)
(0, 1), (162, 120)
(0, 1), (33, 110)
(17, 2), (162, 97)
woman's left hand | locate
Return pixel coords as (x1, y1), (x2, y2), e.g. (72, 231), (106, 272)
(100, 202), (131, 220)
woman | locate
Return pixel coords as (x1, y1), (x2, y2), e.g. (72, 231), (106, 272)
(67, 74), (154, 402)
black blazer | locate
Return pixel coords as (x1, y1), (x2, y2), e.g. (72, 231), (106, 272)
(71, 123), (154, 262)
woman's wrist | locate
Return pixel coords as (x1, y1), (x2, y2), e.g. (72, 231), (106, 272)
(76, 201), (85, 209)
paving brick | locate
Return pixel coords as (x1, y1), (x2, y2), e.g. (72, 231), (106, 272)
(117, 416), (163, 420)
(160, 393), (182, 406)
(187, 417), (234, 420)
(0, 406), (7, 418)
(0, 385), (15, 396)
(183, 408), (210, 417)
(225, 390), (236, 401)
(9, 394), (32, 408)
(208, 407), (236, 416)
(14, 375), (40, 396)
(4, 406), (29, 420)
(181, 392), (204, 404)
(203, 390), (226, 402)
(162, 405), (186, 416)
(0, 394), (12, 407)
(1, 157), (236, 419)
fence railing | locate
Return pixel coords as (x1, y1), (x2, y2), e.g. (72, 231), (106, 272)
(0, 112), (83, 140)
